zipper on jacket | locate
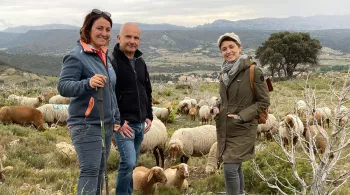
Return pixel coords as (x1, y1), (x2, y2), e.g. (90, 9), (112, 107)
(134, 67), (143, 123)
(92, 52), (114, 122)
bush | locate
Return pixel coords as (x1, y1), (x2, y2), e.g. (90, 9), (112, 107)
(243, 142), (312, 194)
(158, 89), (173, 96)
(189, 173), (225, 193)
(167, 109), (177, 124)
(175, 84), (192, 90)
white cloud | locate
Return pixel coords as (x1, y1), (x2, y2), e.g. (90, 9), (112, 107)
(0, 0), (349, 30)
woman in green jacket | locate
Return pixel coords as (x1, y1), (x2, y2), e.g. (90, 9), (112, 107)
(213, 32), (270, 195)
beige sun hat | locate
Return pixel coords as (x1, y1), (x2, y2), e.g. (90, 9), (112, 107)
(217, 32), (241, 48)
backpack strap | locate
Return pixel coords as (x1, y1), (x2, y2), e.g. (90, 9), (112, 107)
(108, 52), (117, 74)
(249, 64), (256, 98)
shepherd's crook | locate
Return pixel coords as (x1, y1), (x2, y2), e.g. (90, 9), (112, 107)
(97, 88), (109, 195)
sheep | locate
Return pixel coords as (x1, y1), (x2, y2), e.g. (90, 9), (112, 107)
(41, 91), (57, 103)
(141, 117), (168, 168)
(37, 104), (69, 126)
(177, 100), (192, 114)
(152, 104), (172, 126)
(7, 94), (21, 103)
(205, 142), (218, 175)
(197, 98), (208, 108)
(49, 95), (70, 104)
(152, 97), (160, 105)
(7, 94), (44, 108)
(208, 96), (219, 107)
(166, 125), (216, 164)
(188, 107), (197, 121)
(278, 114), (304, 148)
(0, 106), (45, 131)
(303, 125), (333, 158)
(190, 99), (197, 107)
(334, 105), (349, 127)
(295, 100), (308, 118)
(257, 114), (279, 141)
(133, 166), (167, 195)
(163, 163), (189, 194)
(199, 105), (211, 125)
(313, 107), (332, 128)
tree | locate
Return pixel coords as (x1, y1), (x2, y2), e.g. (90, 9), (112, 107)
(256, 31), (322, 79)
(252, 74), (350, 194)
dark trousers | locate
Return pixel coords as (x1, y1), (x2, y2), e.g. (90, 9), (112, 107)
(223, 163), (245, 195)
(70, 124), (113, 195)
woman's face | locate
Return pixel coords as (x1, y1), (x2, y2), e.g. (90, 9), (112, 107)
(220, 40), (242, 62)
(89, 17), (111, 49)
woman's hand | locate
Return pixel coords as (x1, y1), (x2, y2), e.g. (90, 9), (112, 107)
(213, 107), (220, 116)
(89, 74), (107, 88)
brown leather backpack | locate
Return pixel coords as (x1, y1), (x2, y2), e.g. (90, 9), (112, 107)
(249, 65), (273, 124)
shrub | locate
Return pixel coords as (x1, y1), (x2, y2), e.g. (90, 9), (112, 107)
(175, 84), (192, 90)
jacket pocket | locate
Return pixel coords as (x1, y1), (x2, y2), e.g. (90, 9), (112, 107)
(119, 91), (139, 114)
(84, 97), (94, 119)
(226, 118), (250, 137)
(69, 124), (87, 144)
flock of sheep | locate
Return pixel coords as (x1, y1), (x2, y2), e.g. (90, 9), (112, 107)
(1, 92), (70, 130)
(257, 100), (348, 159)
(1, 91), (349, 194)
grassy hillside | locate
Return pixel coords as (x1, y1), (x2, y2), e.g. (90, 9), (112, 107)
(0, 72), (349, 194)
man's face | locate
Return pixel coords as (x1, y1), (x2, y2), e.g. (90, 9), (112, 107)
(117, 25), (140, 54)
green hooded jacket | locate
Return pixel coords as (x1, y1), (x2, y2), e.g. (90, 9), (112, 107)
(216, 58), (270, 163)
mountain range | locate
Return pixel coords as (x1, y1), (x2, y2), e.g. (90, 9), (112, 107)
(0, 14), (349, 76)
(2, 15), (350, 33)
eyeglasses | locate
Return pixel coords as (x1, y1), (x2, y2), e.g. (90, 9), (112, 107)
(91, 9), (111, 18)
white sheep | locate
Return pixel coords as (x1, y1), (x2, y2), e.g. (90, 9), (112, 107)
(205, 142), (218, 175)
(257, 114), (279, 141)
(296, 100), (308, 118)
(334, 105), (349, 127)
(141, 117), (168, 168)
(49, 95), (70, 104)
(197, 99), (208, 108)
(133, 166), (168, 195)
(152, 105), (172, 125)
(177, 100), (192, 115)
(163, 163), (189, 194)
(208, 96), (219, 107)
(7, 94), (44, 108)
(37, 104), (69, 126)
(278, 114), (304, 148)
(199, 105), (211, 125)
(190, 99), (197, 107)
(166, 125), (216, 164)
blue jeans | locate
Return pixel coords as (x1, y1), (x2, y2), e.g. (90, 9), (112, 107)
(223, 163), (245, 195)
(114, 122), (145, 195)
(69, 124), (113, 195)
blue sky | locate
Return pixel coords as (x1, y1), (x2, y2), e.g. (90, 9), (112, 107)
(0, 0), (349, 30)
